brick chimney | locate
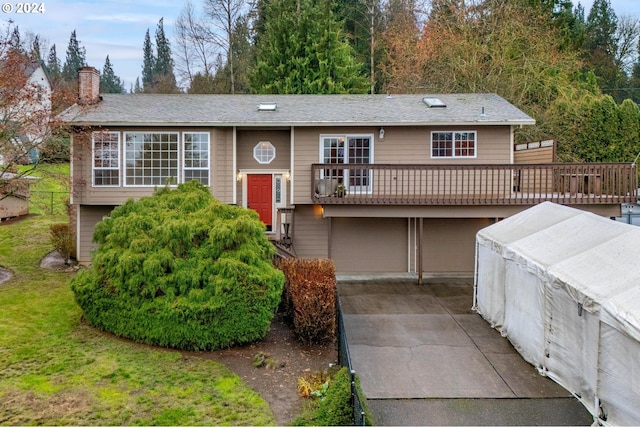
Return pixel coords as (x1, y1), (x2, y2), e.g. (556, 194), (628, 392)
(78, 67), (101, 105)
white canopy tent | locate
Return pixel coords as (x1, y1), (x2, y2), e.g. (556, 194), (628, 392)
(475, 202), (640, 425)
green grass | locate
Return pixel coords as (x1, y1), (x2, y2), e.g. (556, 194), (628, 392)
(16, 162), (70, 216)
(0, 165), (275, 425)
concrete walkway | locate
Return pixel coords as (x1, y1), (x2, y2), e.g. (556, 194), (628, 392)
(338, 278), (593, 426)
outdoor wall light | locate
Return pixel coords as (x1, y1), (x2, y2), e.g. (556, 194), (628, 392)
(236, 171), (243, 182)
(379, 127), (385, 140)
(284, 171), (291, 180)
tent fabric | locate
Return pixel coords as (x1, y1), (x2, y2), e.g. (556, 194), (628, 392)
(474, 202), (640, 425)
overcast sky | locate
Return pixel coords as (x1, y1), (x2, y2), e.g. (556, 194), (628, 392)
(2, 0), (639, 90)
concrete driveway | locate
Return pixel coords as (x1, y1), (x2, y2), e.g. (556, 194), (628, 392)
(337, 277), (593, 426)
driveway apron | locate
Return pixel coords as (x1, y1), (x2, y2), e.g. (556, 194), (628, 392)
(337, 278), (593, 426)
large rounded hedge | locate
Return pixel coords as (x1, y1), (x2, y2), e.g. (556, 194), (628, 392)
(71, 181), (284, 350)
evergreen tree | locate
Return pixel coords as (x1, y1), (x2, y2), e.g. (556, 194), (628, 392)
(141, 29), (156, 90)
(46, 44), (61, 79)
(333, 0), (384, 93)
(30, 35), (42, 61)
(100, 55), (124, 93)
(188, 71), (216, 93)
(62, 30), (87, 82)
(153, 18), (178, 93)
(250, 0), (369, 94)
(134, 77), (142, 93)
(583, 0), (626, 101)
(9, 26), (22, 51)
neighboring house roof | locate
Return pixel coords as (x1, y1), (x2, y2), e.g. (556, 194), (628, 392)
(24, 60), (52, 87)
(58, 93), (535, 127)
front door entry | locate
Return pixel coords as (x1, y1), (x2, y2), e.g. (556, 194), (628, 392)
(247, 174), (273, 231)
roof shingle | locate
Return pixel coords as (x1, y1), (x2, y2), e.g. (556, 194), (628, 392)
(58, 93), (535, 127)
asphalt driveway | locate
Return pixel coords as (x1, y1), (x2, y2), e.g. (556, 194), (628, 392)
(337, 277), (593, 425)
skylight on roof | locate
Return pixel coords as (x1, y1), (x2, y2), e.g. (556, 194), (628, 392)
(423, 97), (446, 108)
(258, 102), (277, 111)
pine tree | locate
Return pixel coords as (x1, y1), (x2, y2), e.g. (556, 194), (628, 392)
(141, 29), (156, 90)
(30, 35), (42, 61)
(250, 0), (369, 94)
(584, 0), (626, 100)
(153, 18), (178, 93)
(46, 44), (61, 79)
(100, 55), (124, 93)
(62, 30), (87, 82)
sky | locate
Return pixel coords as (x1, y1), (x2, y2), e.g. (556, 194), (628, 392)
(2, 0), (640, 90)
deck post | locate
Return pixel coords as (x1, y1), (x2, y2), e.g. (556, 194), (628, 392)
(418, 218), (423, 285)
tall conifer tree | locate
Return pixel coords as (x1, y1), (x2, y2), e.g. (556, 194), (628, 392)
(46, 44), (61, 79)
(62, 30), (87, 82)
(100, 55), (124, 93)
(153, 18), (178, 93)
(141, 29), (156, 90)
(251, 0), (368, 94)
(584, 0), (626, 100)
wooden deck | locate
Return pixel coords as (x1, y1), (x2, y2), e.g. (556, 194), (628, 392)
(311, 163), (638, 206)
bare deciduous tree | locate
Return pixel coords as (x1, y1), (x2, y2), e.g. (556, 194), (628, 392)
(616, 15), (640, 76)
(175, 0), (217, 88)
(202, 0), (248, 94)
(0, 23), (53, 196)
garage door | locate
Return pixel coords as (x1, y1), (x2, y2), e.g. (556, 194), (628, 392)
(331, 217), (408, 273)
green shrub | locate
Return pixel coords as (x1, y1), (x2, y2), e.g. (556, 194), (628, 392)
(49, 222), (75, 264)
(293, 367), (373, 426)
(71, 181), (284, 351)
(277, 258), (336, 344)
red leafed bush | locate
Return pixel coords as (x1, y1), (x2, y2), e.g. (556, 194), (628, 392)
(277, 258), (336, 344)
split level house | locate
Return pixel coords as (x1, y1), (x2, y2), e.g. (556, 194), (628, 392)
(60, 67), (638, 278)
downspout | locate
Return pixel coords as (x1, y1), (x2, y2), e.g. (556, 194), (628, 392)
(290, 126), (294, 206)
(232, 127), (237, 205)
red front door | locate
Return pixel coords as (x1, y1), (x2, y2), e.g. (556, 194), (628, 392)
(247, 174), (273, 231)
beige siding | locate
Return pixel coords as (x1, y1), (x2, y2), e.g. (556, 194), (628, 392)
(77, 204), (115, 264)
(421, 218), (492, 274)
(212, 128), (233, 203)
(237, 129), (291, 170)
(514, 145), (555, 164)
(293, 125), (513, 205)
(331, 217), (408, 273)
(75, 125), (513, 207)
(73, 127), (228, 205)
(290, 204), (329, 259)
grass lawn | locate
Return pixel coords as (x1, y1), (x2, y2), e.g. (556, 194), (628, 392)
(0, 165), (275, 425)
(18, 163), (71, 216)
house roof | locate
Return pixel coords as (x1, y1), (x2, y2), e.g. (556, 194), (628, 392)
(58, 93), (535, 127)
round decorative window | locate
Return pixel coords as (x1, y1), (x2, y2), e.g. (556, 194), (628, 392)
(253, 141), (276, 164)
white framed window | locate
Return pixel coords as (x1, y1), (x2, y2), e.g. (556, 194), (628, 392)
(320, 135), (373, 191)
(183, 132), (210, 185)
(253, 141), (276, 164)
(124, 132), (179, 186)
(92, 131), (120, 187)
(431, 131), (476, 158)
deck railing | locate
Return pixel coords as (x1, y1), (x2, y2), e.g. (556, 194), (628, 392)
(311, 163), (638, 205)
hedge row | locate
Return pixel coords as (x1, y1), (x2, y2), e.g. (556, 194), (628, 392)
(277, 258), (336, 344)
